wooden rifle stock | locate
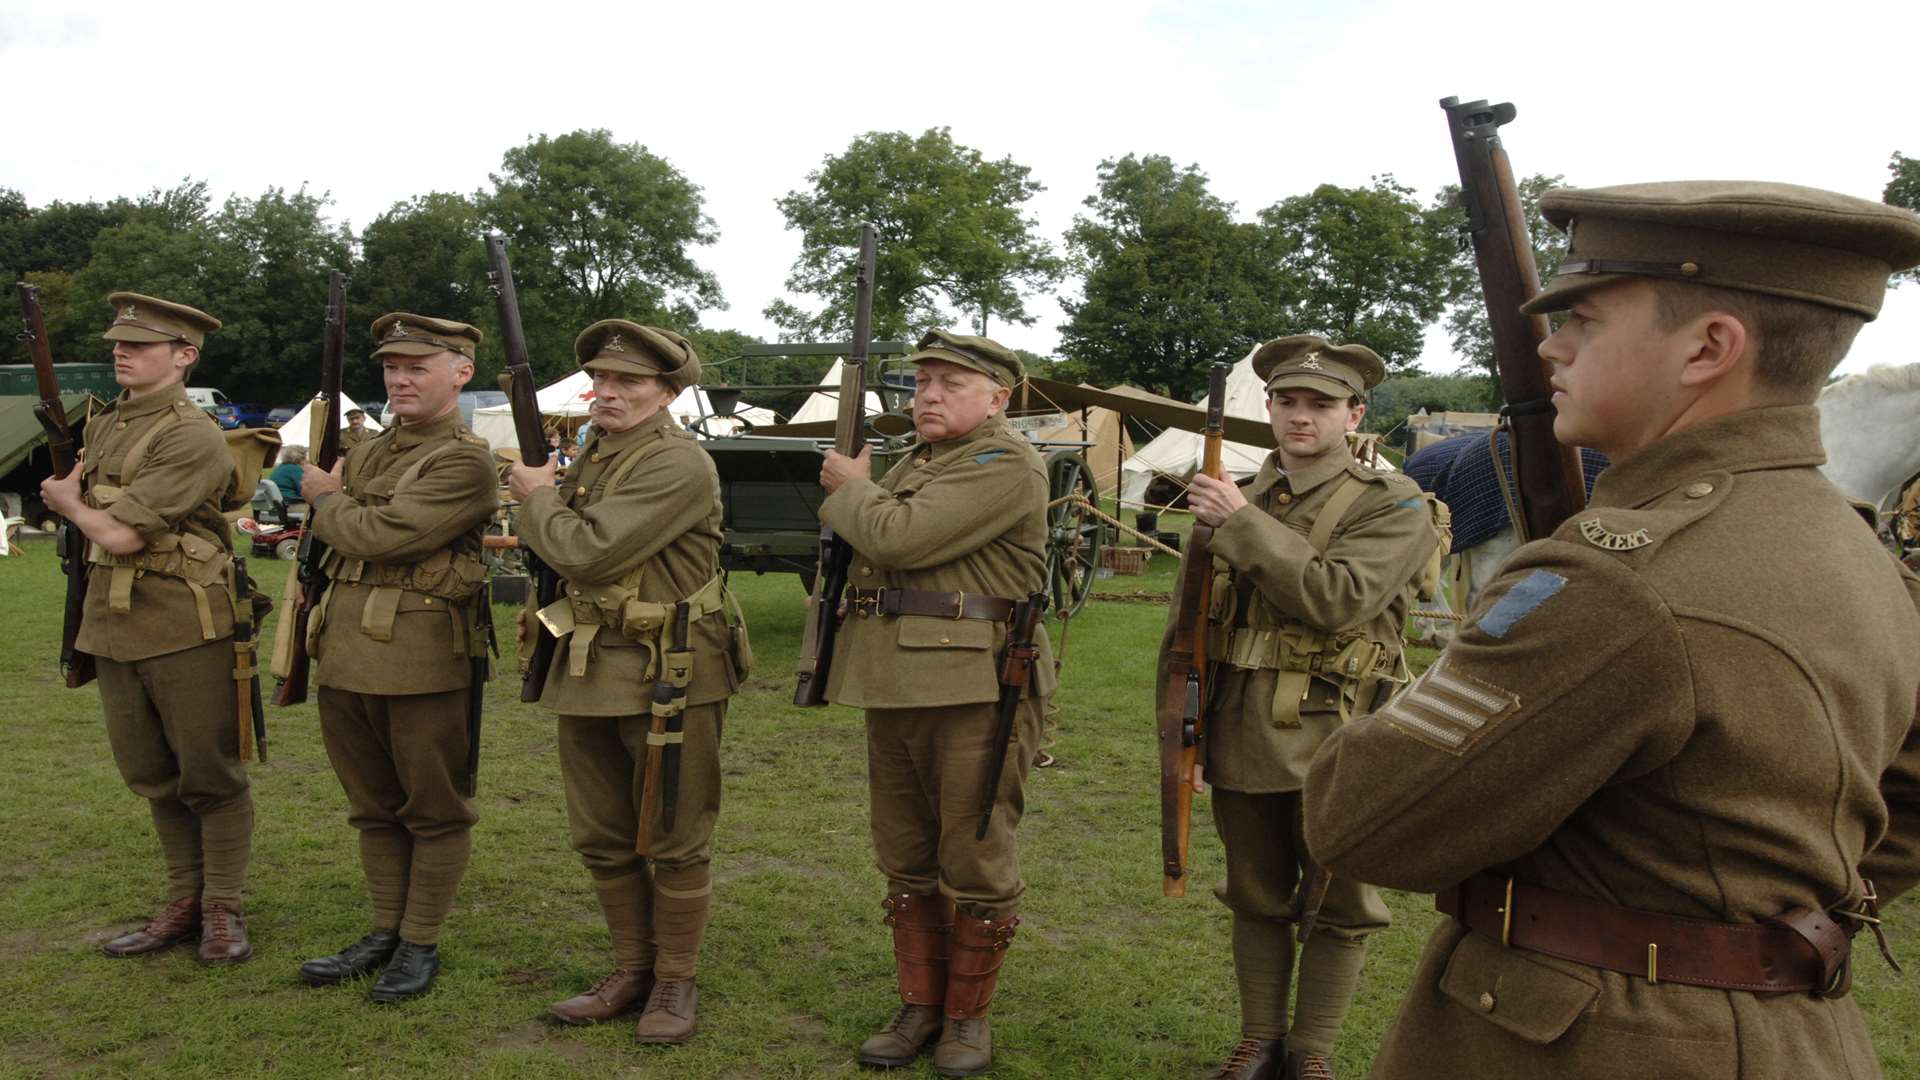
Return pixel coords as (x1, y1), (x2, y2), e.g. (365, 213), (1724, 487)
(793, 222), (876, 707)
(18, 281), (96, 688)
(1158, 363), (1228, 896)
(1439, 97), (1586, 539)
(484, 234), (560, 702)
(272, 269), (348, 707)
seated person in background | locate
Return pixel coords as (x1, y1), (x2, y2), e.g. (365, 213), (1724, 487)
(266, 446), (308, 522)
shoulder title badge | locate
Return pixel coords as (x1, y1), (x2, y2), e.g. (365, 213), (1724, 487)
(1579, 517), (1652, 551)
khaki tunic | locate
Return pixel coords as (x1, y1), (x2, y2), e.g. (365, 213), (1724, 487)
(1304, 407), (1920, 1079)
(1195, 446), (1435, 793)
(309, 410), (497, 695)
(821, 413), (1057, 708)
(516, 409), (741, 871)
(340, 426), (373, 452)
(519, 409), (740, 711)
(76, 385), (239, 661)
(820, 414), (1054, 917)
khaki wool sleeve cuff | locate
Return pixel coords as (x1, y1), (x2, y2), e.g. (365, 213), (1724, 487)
(105, 496), (171, 541)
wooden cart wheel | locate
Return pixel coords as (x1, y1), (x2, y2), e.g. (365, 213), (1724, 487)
(1044, 450), (1101, 618)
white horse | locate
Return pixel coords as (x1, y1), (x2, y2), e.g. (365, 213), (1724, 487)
(1410, 361), (1920, 645)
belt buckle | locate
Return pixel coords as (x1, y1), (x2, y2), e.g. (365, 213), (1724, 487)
(852, 589), (882, 617)
(1496, 876), (1515, 947)
(951, 591), (966, 620)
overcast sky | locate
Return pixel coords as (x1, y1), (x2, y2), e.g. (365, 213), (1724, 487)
(3, 0), (1915, 377)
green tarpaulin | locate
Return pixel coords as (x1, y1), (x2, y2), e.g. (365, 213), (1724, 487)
(0, 392), (98, 479)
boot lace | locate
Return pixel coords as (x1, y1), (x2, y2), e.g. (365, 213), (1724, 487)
(882, 1004), (926, 1034)
(589, 968), (640, 1001)
(201, 903), (235, 942)
(1297, 1054), (1337, 1080)
(648, 978), (688, 1014)
(148, 896), (199, 935)
(1214, 1039), (1267, 1076)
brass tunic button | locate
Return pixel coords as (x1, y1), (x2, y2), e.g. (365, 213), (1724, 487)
(423, 598), (434, 605)
(1277, 492), (1293, 505)
(1477, 992), (1495, 1012)
(939, 636), (951, 644)
(570, 587), (582, 597)
(590, 452), (602, 463)
(576, 485), (588, 496)
(116, 421), (128, 429)
(1685, 482), (1714, 498)
(860, 567), (873, 577)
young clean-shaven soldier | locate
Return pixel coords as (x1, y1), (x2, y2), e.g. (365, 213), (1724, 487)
(296, 313), (498, 1003)
(507, 321), (749, 1045)
(817, 331), (1057, 1078)
(1173, 337), (1437, 1080)
(1305, 182), (1920, 1078)
(40, 292), (258, 965)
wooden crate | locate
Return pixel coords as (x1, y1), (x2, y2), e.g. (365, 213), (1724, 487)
(1099, 546), (1152, 575)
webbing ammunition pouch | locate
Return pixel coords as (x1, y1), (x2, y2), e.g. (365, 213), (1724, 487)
(1207, 472), (1412, 729)
(536, 571), (731, 681)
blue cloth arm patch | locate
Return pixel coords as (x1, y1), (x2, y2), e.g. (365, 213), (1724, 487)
(1396, 497), (1424, 509)
(1476, 569), (1567, 639)
(975, 448), (1009, 465)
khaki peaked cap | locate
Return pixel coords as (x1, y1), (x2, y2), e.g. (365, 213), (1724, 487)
(910, 329), (1023, 389)
(1252, 334), (1384, 398)
(1522, 181), (1920, 320)
(370, 312), (482, 360)
(574, 319), (700, 391)
(102, 292), (220, 348)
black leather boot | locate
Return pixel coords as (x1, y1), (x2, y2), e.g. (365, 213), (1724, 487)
(369, 940), (440, 1003)
(299, 930), (400, 987)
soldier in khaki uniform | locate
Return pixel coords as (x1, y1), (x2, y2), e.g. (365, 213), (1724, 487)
(295, 313), (499, 1003)
(40, 292), (257, 965)
(341, 408), (372, 451)
(1305, 182), (1920, 1079)
(507, 321), (747, 1044)
(1171, 336), (1437, 1080)
(817, 330), (1057, 1077)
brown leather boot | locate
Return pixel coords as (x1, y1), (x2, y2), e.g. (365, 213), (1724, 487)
(102, 895), (200, 958)
(197, 901), (252, 965)
(634, 977), (697, 1045)
(859, 891), (953, 1068)
(932, 912), (1017, 1077)
(549, 968), (654, 1026)
(1283, 1050), (1336, 1080)
(1210, 1038), (1285, 1079)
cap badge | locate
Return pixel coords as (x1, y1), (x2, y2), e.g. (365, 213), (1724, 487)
(390, 322), (409, 338)
(119, 304), (137, 321)
(1298, 352), (1325, 371)
(1579, 517), (1652, 551)
(603, 333), (626, 352)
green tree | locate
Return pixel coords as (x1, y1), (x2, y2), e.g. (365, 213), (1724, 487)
(482, 129), (724, 380)
(1888, 153), (1920, 284)
(1059, 154), (1287, 400)
(1258, 176), (1460, 373)
(1434, 173), (1569, 379)
(767, 127), (1063, 341)
(1365, 372), (1500, 445)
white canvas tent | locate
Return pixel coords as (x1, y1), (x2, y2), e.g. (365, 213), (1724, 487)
(789, 358), (884, 425)
(1118, 349), (1271, 508)
(469, 371), (776, 452)
(1007, 393), (1135, 495)
(274, 393), (383, 447)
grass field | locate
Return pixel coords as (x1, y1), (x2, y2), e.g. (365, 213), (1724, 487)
(1, 530), (1915, 1078)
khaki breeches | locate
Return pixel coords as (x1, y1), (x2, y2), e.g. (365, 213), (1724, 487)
(865, 696), (1045, 920)
(1211, 787), (1391, 940)
(556, 701), (727, 874)
(317, 686), (478, 840)
(97, 637), (249, 814)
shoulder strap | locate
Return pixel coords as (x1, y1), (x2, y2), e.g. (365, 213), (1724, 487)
(603, 433), (669, 491)
(1307, 474), (1371, 554)
(115, 403), (191, 486)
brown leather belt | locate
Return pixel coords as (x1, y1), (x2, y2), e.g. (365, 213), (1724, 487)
(1436, 871), (1855, 996)
(846, 587), (1015, 622)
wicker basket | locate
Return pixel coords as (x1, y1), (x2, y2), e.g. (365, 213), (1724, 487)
(1099, 546), (1152, 575)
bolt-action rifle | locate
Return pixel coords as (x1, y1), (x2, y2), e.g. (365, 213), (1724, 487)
(1158, 363), (1228, 897)
(18, 281), (96, 688)
(271, 270), (347, 707)
(485, 234), (559, 702)
(1440, 96), (1586, 539)
(792, 222), (877, 707)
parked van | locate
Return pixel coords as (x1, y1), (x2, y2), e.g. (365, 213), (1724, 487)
(184, 386), (240, 429)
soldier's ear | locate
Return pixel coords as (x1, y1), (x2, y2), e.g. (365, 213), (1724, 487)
(989, 385), (1012, 413)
